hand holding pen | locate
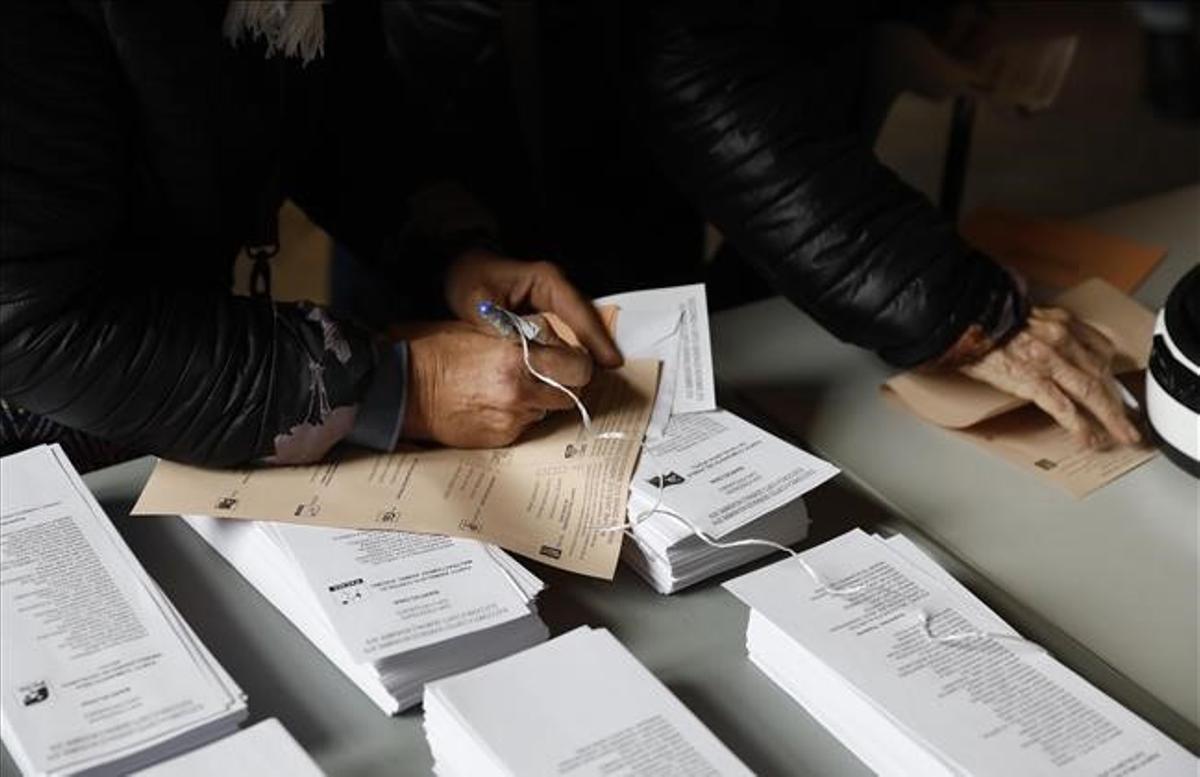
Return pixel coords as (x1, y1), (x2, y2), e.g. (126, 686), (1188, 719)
(476, 300), (555, 345)
(396, 250), (620, 449)
(444, 249), (622, 368)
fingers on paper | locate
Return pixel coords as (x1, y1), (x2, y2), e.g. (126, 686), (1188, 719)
(530, 263), (623, 368)
(1032, 382), (1099, 445)
(1067, 317), (1118, 364)
(527, 343), (594, 388)
(968, 325), (1138, 448)
(1027, 315), (1139, 446)
(489, 340), (588, 422)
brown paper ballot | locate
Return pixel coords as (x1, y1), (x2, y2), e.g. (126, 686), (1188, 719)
(883, 279), (1157, 498)
(134, 359), (660, 579)
(961, 208), (1166, 292)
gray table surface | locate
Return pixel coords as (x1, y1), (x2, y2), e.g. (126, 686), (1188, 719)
(3, 187), (1196, 776)
(712, 184), (1200, 751)
(2, 457), (898, 777)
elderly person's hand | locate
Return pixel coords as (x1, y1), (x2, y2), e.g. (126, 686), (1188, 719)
(398, 321), (594, 449)
(443, 249), (623, 368)
(958, 307), (1141, 448)
(389, 250), (622, 450)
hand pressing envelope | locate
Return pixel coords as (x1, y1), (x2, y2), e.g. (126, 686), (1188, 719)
(883, 279), (1157, 498)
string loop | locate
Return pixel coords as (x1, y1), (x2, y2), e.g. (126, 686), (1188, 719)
(501, 306), (1042, 654)
(499, 308), (595, 432)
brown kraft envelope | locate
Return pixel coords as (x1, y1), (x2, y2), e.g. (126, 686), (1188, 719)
(882, 279), (1157, 498)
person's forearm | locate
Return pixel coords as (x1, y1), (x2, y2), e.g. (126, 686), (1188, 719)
(632, 8), (1025, 368)
(343, 340), (409, 452)
(0, 254), (384, 467)
(924, 266), (1029, 369)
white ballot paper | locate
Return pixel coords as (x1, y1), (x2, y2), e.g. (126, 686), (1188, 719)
(423, 626), (753, 777)
(600, 284), (715, 418)
(130, 719), (324, 777)
(262, 523), (537, 663)
(621, 408), (833, 593)
(1, 445), (246, 777)
(724, 529), (1197, 777)
(632, 409), (839, 538)
(185, 516), (547, 714)
(618, 318), (682, 440)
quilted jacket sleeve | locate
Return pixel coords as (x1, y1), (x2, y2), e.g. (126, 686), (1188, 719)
(631, 3), (1025, 367)
(0, 2), (385, 467)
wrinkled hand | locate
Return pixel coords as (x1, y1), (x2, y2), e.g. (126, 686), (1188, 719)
(444, 249), (623, 367)
(400, 321), (593, 448)
(959, 307), (1141, 448)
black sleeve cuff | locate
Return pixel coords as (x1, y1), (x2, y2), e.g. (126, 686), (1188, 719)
(347, 340), (408, 451)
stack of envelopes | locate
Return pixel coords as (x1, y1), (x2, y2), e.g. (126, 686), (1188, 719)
(723, 529), (1197, 776)
(621, 409), (838, 594)
(130, 719), (324, 777)
(185, 516), (547, 714)
(593, 285), (837, 593)
(423, 627), (753, 777)
(1, 445), (247, 777)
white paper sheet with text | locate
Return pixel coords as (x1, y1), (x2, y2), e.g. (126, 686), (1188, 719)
(1, 446), (244, 777)
(600, 284), (715, 415)
(131, 719), (324, 777)
(424, 627), (752, 776)
(264, 524), (534, 663)
(724, 530), (1196, 776)
(632, 410), (839, 538)
(609, 303), (686, 436)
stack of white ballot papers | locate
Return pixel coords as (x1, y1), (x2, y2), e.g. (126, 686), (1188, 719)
(0, 445), (247, 777)
(724, 529), (1198, 777)
(598, 283), (717, 436)
(597, 284), (839, 593)
(423, 626), (753, 777)
(185, 515), (547, 714)
(131, 719), (323, 777)
(622, 409), (838, 593)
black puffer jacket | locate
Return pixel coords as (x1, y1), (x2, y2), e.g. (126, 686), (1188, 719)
(1, 1), (491, 466)
(1, 0), (1022, 467)
(628, 1), (1023, 366)
(392, 0), (1025, 366)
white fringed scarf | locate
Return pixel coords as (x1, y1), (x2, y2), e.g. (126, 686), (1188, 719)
(223, 1), (327, 64)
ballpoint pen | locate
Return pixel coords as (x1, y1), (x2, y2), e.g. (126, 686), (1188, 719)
(477, 300), (595, 428)
(477, 300), (553, 345)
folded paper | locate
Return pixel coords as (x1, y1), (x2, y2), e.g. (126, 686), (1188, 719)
(883, 279), (1157, 497)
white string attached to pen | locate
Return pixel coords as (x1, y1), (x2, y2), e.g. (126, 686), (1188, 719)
(497, 308), (596, 431)
(611, 448), (1043, 652)
(493, 305), (625, 440)
(598, 445), (865, 597)
(606, 463), (1043, 652)
(500, 303), (1043, 654)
